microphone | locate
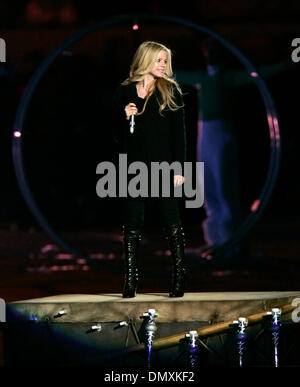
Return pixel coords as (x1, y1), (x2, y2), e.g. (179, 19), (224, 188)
(129, 114), (135, 134)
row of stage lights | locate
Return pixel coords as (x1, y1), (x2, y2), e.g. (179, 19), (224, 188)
(28, 306), (282, 368)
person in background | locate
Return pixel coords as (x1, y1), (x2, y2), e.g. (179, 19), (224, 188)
(175, 37), (285, 259)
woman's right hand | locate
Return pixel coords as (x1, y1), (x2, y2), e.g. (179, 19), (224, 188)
(125, 103), (138, 120)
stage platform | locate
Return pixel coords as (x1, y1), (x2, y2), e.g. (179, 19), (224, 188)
(3, 291), (300, 368)
(7, 291), (300, 323)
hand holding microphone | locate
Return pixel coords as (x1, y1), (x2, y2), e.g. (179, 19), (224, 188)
(125, 103), (138, 134)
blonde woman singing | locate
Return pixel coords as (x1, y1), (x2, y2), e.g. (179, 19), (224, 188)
(113, 41), (187, 298)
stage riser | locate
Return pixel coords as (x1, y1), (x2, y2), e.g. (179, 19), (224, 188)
(5, 292), (300, 367)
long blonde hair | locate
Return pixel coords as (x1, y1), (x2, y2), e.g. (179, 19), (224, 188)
(122, 41), (183, 115)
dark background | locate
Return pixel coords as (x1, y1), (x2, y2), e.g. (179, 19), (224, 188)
(0, 0), (300, 301)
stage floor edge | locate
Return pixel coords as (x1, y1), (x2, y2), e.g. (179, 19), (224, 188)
(7, 291), (300, 323)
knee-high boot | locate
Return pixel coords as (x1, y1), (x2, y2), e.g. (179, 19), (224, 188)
(165, 224), (186, 298)
(122, 227), (141, 298)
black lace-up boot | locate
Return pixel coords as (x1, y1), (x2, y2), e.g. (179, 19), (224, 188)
(165, 224), (186, 297)
(122, 227), (141, 298)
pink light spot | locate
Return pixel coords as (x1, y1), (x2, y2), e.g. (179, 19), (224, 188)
(107, 253), (115, 260)
(132, 24), (139, 30)
(89, 253), (105, 260)
(251, 72), (258, 77)
(212, 270), (233, 277)
(251, 199), (261, 212)
(56, 253), (73, 260)
(14, 131), (22, 138)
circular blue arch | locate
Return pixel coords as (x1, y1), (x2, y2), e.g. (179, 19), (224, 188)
(12, 14), (281, 262)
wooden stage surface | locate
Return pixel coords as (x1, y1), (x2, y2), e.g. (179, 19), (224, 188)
(8, 291), (300, 323)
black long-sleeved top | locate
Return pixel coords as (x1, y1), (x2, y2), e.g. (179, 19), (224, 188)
(113, 82), (186, 167)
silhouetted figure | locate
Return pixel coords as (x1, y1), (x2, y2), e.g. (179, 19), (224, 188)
(175, 37), (284, 258)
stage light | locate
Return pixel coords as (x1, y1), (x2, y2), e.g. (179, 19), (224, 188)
(118, 321), (128, 327)
(186, 330), (199, 348)
(238, 317), (248, 331)
(54, 308), (67, 318)
(186, 331), (199, 368)
(141, 309), (158, 368)
(90, 324), (101, 332)
(13, 130), (21, 138)
(86, 323), (102, 334)
(132, 22), (139, 30)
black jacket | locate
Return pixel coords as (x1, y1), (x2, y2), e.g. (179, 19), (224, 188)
(113, 82), (186, 167)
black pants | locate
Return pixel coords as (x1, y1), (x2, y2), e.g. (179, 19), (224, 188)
(122, 197), (182, 230)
